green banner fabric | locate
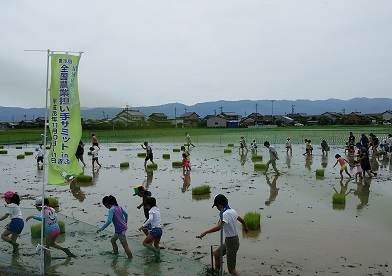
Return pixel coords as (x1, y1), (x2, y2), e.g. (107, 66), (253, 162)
(48, 54), (82, 185)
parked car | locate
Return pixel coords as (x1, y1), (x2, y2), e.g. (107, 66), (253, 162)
(294, 123), (304, 126)
(383, 121), (392, 125)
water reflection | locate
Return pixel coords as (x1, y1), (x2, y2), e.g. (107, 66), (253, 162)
(181, 171), (191, 193)
(143, 168), (154, 190)
(370, 155), (380, 172)
(305, 155), (313, 171)
(45, 257), (72, 275)
(110, 256), (130, 276)
(70, 181), (86, 202)
(265, 174), (279, 206)
(285, 155), (291, 169)
(351, 178), (371, 210)
(321, 155), (328, 168)
(239, 151), (248, 166)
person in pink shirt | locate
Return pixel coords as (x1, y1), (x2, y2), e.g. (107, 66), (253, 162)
(333, 154), (352, 179)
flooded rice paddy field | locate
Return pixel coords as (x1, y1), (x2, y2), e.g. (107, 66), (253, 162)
(0, 142), (391, 276)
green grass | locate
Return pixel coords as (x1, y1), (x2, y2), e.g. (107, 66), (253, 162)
(162, 154), (170, 159)
(0, 150), (7, 154)
(192, 185), (211, 195)
(244, 212), (261, 230)
(109, 147), (117, 151)
(251, 155), (263, 161)
(1, 126), (391, 145)
(173, 148), (180, 152)
(24, 151), (34, 155)
(224, 149), (232, 153)
(16, 154), (25, 159)
(120, 162), (129, 168)
(137, 152), (146, 157)
(316, 169), (325, 177)
(254, 163), (266, 170)
(76, 175), (93, 182)
(332, 193), (346, 204)
(172, 161), (183, 168)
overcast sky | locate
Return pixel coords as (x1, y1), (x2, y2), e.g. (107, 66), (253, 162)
(1, 1), (391, 108)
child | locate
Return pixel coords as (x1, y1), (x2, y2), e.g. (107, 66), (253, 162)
(26, 197), (75, 259)
(285, 137), (292, 155)
(198, 194), (249, 276)
(182, 153), (191, 172)
(250, 139), (257, 154)
(141, 142), (154, 167)
(89, 146), (102, 170)
(333, 154), (352, 179)
(321, 140), (329, 155)
(0, 191), (24, 254)
(138, 197), (162, 250)
(185, 132), (195, 149)
(239, 136), (248, 153)
(133, 185), (152, 236)
(75, 141), (86, 167)
(97, 195), (133, 259)
(35, 147), (44, 168)
(353, 160), (363, 180)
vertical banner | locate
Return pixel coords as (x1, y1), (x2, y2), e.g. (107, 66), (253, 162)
(48, 54), (82, 185)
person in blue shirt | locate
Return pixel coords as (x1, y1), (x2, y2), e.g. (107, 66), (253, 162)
(97, 195), (133, 259)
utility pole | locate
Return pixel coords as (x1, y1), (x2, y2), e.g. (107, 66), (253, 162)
(342, 108), (345, 115)
(214, 110), (216, 115)
(219, 106), (223, 114)
(174, 107), (177, 128)
(255, 103), (258, 114)
(102, 111), (106, 119)
(184, 107), (187, 113)
(291, 105), (295, 116)
(271, 100), (275, 123)
(23, 114), (27, 121)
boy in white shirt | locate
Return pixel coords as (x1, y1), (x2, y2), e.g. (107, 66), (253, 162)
(198, 194), (249, 276)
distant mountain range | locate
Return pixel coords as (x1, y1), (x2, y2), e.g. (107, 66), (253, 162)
(1, 98), (391, 122)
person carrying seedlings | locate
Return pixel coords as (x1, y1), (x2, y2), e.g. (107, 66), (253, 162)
(141, 141), (154, 167)
(138, 197), (162, 250)
(97, 195), (133, 259)
(26, 197), (75, 259)
(333, 154), (352, 179)
(133, 185), (152, 236)
(89, 145), (102, 170)
(198, 194), (249, 276)
(264, 141), (280, 174)
(75, 140), (86, 167)
(0, 190), (24, 254)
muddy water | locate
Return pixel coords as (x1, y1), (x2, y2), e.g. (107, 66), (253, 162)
(0, 143), (391, 275)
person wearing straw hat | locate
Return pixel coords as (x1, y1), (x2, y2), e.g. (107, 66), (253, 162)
(198, 194), (249, 276)
(0, 190), (24, 254)
(26, 197), (75, 259)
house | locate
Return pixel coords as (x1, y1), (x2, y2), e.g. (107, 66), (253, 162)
(34, 117), (47, 126)
(110, 108), (146, 126)
(321, 112), (343, 124)
(381, 110), (392, 122)
(345, 112), (371, 125)
(220, 112), (240, 127)
(177, 112), (200, 127)
(206, 115), (227, 128)
(148, 113), (171, 127)
(246, 113), (263, 125)
(0, 122), (13, 129)
(275, 115), (294, 125)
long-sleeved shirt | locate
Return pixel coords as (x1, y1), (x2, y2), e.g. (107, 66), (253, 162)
(100, 205), (128, 234)
(33, 206), (59, 234)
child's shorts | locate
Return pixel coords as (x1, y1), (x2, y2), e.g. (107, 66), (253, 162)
(150, 227), (162, 238)
(93, 157), (98, 161)
(48, 228), (61, 237)
(341, 165), (347, 170)
(37, 156), (44, 163)
(7, 218), (24, 234)
(217, 236), (240, 271)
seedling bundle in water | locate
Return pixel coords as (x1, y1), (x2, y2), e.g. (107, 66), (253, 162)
(109, 147), (117, 151)
(137, 152), (146, 157)
(192, 185), (210, 195)
(332, 193), (345, 204)
(15, 146), (22, 149)
(76, 175), (93, 182)
(30, 221), (65, 238)
(316, 169), (325, 176)
(17, 154), (25, 159)
(147, 163), (158, 169)
(251, 155), (263, 162)
(0, 150), (7, 154)
(244, 212), (261, 230)
(162, 154), (170, 159)
(173, 148), (180, 152)
(227, 143), (234, 147)
(172, 161), (183, 168)
(254, 163), (266, 170)
(120, 162), (129, 168)
(24, 151), (33, 155)
(224, 149), (232, 153)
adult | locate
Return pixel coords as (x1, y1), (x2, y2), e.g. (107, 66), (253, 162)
(141, 142), (154, 167)
(348, 132), (355, 145)
(360, 133), (369, 149)
(92, 134), (98, 147)
(264, 141), (279, 174)
(356, 143), (377, 178)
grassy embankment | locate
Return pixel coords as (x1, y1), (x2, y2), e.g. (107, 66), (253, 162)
(0, 126), (391, 145)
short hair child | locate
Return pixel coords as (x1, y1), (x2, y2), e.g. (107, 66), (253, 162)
(138, 196), (162, 250)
